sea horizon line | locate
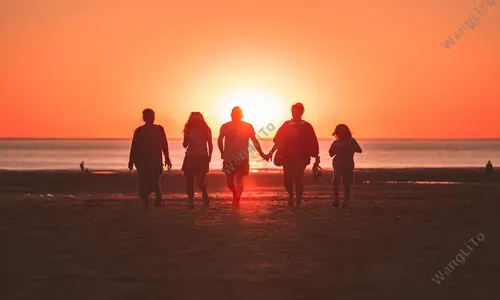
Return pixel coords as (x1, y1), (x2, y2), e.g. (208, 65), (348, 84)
(1, 137), (500, 141)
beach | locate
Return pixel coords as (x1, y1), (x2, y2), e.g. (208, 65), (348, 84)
(1, 169), (499, 299)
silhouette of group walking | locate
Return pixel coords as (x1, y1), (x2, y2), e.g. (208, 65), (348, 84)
(128, 103), (362, 209)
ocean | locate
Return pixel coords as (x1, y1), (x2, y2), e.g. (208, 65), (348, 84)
(0, 139), (498, 171)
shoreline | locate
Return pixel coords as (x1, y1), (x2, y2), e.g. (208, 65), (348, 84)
(0, 168), (497, 195)
(0, 167), (490, 172)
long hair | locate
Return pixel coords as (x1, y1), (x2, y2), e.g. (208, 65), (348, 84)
(332, 124), (352, 140)
(183, 112), (210, 137)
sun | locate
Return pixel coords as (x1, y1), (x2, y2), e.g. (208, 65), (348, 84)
(214, 88), (287, 132)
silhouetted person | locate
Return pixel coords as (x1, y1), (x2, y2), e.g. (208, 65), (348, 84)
(329, 124), (362, 209)
(218, 106), (268, 208)
(182, 112), (213, 209)
(80, 161), (85, 172)
(267, 103), (320, 207)
(486, 160), (493, 177)
(128, 109), (172, 209)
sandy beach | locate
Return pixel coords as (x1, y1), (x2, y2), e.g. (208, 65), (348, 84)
(1, 169), (499, 299)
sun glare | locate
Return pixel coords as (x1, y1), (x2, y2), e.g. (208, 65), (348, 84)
(215, 88), (287, 132)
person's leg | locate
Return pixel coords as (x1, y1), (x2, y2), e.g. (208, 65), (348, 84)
(233, 173), (245, 208)
(138, 182), (150, 209)
(137, 170), (151, 209)
(294, 161), (307, 207)
(282, 163), (294, 206)
(153, 174), (162, 207)
(225, 173), (238, 207)
(197, 172), (209, 205)
(226, 174), (236, 193)
(344, 184), (351, 205)
(185, 172), (195, 208)
(342, 169), (354, 208)
(223, 160), (236, 193)
(332, 168), (341, 207)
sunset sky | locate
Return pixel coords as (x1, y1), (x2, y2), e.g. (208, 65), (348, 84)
(1, 0), (499, 139)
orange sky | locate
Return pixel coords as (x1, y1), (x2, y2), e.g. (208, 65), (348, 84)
(1, 0), (499, 139)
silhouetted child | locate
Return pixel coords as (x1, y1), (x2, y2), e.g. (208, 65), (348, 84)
(486, 160), (493, 178)
(329, 124), (362, 208)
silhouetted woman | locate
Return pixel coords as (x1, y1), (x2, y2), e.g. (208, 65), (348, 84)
(329, 124), (362, 208)
(182, 112), (213, 208)
(267, 103), (319, 207)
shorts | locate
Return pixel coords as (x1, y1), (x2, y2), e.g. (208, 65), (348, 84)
(222, 159), (250, 176)
(182, 154), (209, 174)
(333, 167), (354, 186)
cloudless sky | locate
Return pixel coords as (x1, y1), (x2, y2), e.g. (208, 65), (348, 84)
(1, 0), (499, 138)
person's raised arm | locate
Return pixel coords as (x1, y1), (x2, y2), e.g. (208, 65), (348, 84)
(160, 126), (171, 170)
(128, 129), (138, 170)
(207, 128), (213, 162)
(217, 125), (225, 159)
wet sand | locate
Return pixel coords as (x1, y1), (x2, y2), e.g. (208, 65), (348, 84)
(0, 169), (499, 299)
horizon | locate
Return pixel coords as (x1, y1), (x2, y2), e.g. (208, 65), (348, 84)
(2, 137), (500, 141)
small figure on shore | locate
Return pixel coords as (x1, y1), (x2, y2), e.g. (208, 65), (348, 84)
(128, 109), (172, 209)
(329, 124), (362, 209)
(182, 112), (213, 209)
(80, 161), (85, 172)
(486, 160), (493, 176)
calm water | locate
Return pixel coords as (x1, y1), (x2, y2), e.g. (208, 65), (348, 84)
(0, 139), (498, 171)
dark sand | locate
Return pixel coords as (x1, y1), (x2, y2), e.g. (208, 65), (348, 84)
(0, 169), (499, 299)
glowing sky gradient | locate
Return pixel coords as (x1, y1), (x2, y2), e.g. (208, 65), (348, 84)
(1, 0), (499, 138)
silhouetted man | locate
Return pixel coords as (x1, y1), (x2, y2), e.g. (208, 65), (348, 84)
(129, 109), (172, 209)
(218, 106), (268, 208)
(80, 161), (84, 172)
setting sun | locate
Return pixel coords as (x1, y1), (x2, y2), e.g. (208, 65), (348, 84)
(213, 88), (288, 132)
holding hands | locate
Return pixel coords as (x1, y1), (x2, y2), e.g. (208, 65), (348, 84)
(164, 157), (172, 171)
(264, 152), (273, 161)
(261, 152), (271, 162)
